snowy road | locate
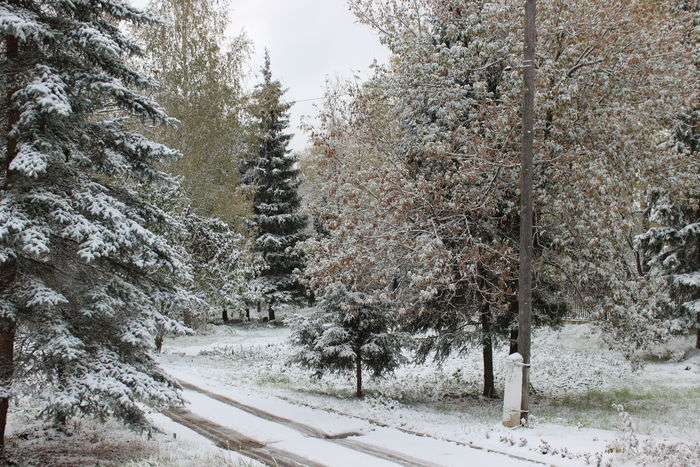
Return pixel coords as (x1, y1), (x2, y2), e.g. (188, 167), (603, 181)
(157, 375), (546, 467)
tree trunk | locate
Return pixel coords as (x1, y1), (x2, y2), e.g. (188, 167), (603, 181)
(518, 0), (537, 424)
(154, 332), (164, 353)
(355, 351), (363, 398)
(696, 311), (699, 350)
(246, 307), (250, 321)
(53, 412), (68, 430)
(0, 318), (15, 452)
(509, 328), (519, 354)
(0, 34), (20, 452)
(481, 304), (497, 398)
(222, 308), (229, 323)
(268, 302), (275, 321)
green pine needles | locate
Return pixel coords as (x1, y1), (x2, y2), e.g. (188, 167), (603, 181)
(245, 51), (307, 319)
(289, 284), (405, 397)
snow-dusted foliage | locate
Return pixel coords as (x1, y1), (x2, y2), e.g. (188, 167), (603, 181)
(179, 209), (259, 323)
(304, 0), (696, 375)
(0, 1), (194, 428)
(596, 2), (699, 360)
(244, 52), (307, 318)
(600, 193), (699, 362)
(303, 0), (565, 396)
(289, 284), (405, 397)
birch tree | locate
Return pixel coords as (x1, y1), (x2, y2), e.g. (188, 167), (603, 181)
(136, 0), (251, 225)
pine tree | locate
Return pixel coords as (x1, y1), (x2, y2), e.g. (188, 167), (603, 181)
(0, 1), (193, 446)
(289, 283), (405, 397)
(636, 192), (699, 347)
(246, 51), (306, 320)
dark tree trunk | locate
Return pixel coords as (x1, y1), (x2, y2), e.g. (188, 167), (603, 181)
(696, 312), (699, 350)
(481, 304), (497, 398)
(256, 300), (261, 317)
(222, 308), (229, 323)
(510, 328), (519, 354)
(0, 34), (20, 452)
(355, 351), (363, 398)
(154, 332), (164, 353)
(0, 318), (15, 452)
(268, 303), (275, 321)
(246, 307), (250, 321)
(53, 412), (68, 430)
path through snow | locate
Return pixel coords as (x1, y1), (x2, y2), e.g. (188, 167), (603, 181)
(155, 374), (548, 466)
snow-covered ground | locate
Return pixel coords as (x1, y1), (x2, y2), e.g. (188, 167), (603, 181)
(161, 381), (535, 467)
(6, 402), (260, 466)
(157, 321), (699, 466)
(7, 321), (697, 466)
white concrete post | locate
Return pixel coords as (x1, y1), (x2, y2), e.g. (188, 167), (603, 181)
(502, 352), (524, 427)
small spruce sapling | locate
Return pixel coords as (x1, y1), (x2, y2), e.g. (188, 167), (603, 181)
(289, 284), (405, 397)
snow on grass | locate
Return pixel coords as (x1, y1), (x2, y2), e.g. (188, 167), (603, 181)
(163, 323), (292, 357)
(160, 322), (700, 466)
(5, 398), (259, 467)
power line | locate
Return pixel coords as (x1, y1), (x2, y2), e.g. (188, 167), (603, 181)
(292, 97), (324, 104)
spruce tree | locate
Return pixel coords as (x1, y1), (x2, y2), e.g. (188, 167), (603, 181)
(246, 51), (306, 320)
(635, 192), (699, 348)
(0, 1), (192, 446)
(289, 284), (405, 397)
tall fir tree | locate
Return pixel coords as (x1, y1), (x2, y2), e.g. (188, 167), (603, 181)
(246, 51), (306, 320)
(634, 191), (699, 349)
(0, 0), (193, 447)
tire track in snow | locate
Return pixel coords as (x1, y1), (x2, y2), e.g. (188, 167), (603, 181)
(179, 380), (326, 438)
(274, 395), (549, 466)
(163, 406), (326, 467)
(178, 380), (440, 467)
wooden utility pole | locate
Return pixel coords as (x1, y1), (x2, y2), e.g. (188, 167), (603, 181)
(518, 0), (537, 425)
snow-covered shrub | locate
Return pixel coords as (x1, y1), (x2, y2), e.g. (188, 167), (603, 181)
(607, 404), (639, 453)
(179, 211), (258, 324)
(289, 283), (406, 397)
(608, 404), (700, 466)
(600, 190), (699, 365)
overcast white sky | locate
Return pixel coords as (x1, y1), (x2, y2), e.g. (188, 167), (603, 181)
(131, 0), (389, 151)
